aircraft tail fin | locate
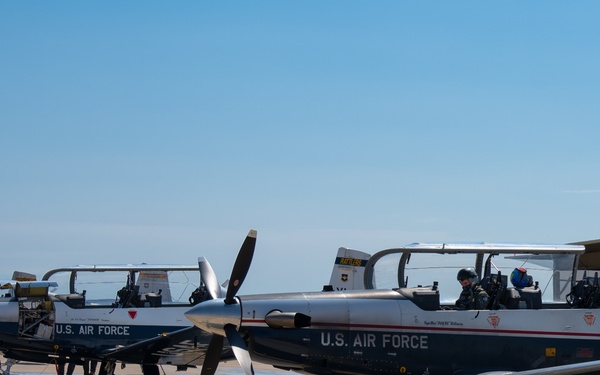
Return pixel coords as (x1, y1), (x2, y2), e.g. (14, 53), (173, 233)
(136, 271), (172, 302)
(326, 247), (371, 291)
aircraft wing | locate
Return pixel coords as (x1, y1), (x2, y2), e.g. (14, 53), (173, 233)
(480, 359), (600, 375)
(100, 326), (233, 366)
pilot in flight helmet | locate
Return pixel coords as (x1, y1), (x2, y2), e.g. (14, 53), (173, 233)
(457, 268), (478, 284)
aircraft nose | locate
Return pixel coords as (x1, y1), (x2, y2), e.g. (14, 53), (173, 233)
(184, 298), (241, 336)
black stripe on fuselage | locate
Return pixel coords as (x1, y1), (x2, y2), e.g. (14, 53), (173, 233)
(248, 326), (600, 375)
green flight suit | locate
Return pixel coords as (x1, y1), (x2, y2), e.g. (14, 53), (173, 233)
(456, 283), (489, 310)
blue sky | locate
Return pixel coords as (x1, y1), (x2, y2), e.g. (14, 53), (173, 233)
(2, 2), (600, 294)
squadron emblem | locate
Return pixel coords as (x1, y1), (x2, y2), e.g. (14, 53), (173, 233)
(584, 313), (596, 326)
(487, 314), (500, 328)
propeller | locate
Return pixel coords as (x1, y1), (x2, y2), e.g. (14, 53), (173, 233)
(186, 229), (257, 375)
(198, 257), (222, 300)
(225, 230), (256, 304)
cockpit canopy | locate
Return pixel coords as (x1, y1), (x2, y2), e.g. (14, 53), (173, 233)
(364, 243), (586, 304)
(42, 265), (203, 306)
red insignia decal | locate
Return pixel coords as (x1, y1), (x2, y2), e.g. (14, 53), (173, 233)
(584, 313), (596, 326)
(487, 314), (500, 328)
(128, 310), (138, 320)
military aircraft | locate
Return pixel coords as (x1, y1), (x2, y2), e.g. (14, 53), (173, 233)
(0, 268), (226, 375)
(0, 231), (364, 375)
(0, 232), (261, 375)
(186, 233), (600, 375)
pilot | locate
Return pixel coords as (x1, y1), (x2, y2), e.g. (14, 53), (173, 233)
(455, 268), (489, 310)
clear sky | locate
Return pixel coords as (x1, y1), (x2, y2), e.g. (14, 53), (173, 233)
(2, 2), (600, 295)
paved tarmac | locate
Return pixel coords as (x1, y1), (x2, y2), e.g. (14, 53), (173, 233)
(0, 356), (288, 375)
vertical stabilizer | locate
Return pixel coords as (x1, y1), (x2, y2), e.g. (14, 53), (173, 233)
(327, 248), (371, 290)
(136, 271), (172, 302)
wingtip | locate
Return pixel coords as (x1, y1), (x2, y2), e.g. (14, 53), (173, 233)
(248, 229), (257, 238)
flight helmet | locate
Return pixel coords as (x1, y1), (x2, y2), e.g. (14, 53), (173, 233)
(510, 267), (532, 287)
(457, 268), (478, 284)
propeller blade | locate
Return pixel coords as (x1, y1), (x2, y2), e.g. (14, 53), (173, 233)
(225, 229), (257, 304)
(224, 324), (254, 375)
(200, 334), (224, 375)
(198, 257), (222, 300)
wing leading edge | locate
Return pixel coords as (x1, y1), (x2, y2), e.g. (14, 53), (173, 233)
(479, 360), (600, 375)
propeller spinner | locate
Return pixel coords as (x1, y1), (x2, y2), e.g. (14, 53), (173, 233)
(185, 229), (257, 375)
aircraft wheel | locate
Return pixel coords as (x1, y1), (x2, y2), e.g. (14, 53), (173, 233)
(141, 364), (159, 375)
